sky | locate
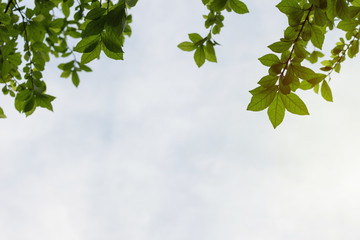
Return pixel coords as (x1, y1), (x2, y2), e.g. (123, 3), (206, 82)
(1, 1), (360, 239)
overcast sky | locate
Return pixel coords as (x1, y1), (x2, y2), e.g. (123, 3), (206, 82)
(1, 1), (360, 240)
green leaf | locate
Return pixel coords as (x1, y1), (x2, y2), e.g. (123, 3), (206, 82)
(276, 0), (301, 14)
(72, 71), (80, 87)
(267, 93), (285, 128)
(35, 94), (56, 111)
(247, 86), (277, 111)
(178, 42), (196, 51)
(258, 54), (280, 67)
(280, 92), (309, 115)
(74, 35), (101, 53)
(229, 0), (249, 14)
(102, 42), (124, 60)
(85, 7), (106, 20)
(268, 41), (292, 53)
(209, 0), (227, 11)
(102, 31), (123, 53)
(311, 25), (325, 49)
(106, 5), (126, 28)
(194, 46), (206, 67)
(291, 64), (317, 80)
(82, 17), (106, 37)
(204, 42), (217, 62)
(188, 33), (203, 44)
(126, 0), (138, 7)
(81, 43), (101, 64)
(0, 107), (6, 118)
(336, 0), (349, 20)
(321, 80), (333, 102)
(337, 20), (358, 32)
(258, 75), (278, 88)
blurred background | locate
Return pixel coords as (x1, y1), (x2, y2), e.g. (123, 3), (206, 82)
(1, 1), (360, 239)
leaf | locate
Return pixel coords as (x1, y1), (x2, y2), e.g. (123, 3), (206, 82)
(258, 54), (280, 67)
(247, 86), (277, 111)
(106, 5), (126, 28)
(209, 0), (227, 11)
(321, 80), (333, 102)
(102, 31), (123, 53)
(85, 7), (106, 20)
(72, 71), (80, 87)
(194, 46), (206, 67)
(126, 0), (138, 7)
(81, 43), (101, 64)
(258, 75), (278, 88)
(102, 42), (124, 60)
(82, 17), (106, 37)
(204, 42), (217, 62)
(0, 107), (6, 118)
(229, 0), (249, 14)
(35, 94), (56, 111)
(188, 33), (203, 44)
(337, 20), (358, 32)
(311, 25), (325, 49)
(74, 35), (101, 53)
(177, 42), (196, 51)
(268, 41), (292, 53)
(276, 0), (301, 14)
(280, 92), (309, 115)
(267, 93), (285, 128)
(291, 64), (317, 80)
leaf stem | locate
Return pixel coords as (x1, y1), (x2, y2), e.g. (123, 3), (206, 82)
(280, 5), (313, 78)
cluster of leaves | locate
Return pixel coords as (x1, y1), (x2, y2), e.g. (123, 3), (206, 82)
(0, 0), (136, 118)
(178, 0), (249, 67)
(247, 0), (360, 128)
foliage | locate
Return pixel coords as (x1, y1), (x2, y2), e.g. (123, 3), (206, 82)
(1, 0), (360, 129)
(0, 0), (135, 117)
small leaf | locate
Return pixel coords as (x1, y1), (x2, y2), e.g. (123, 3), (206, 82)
(0, 107), (6, 118)
(291, 64), (317, 80)
(81, 43), (101, 64)
(321, 80), (333, 102)
(258, 75), (278, 88)
(126, 0), (138, 7)
(247, 86), (277, 111)
(85, 7), (106, 20)
(188, 33), (203, 44)
(82, 17), (106, 38)
(194, 46), (206, 67)
(72, 71), (80, 87)
(311, 25), (325, 49)
(258, 54), (280, 67)
(177, 42), (196, 51)
(229, 0), (249, 14)
(268, 41), (292, 53)
(280, 92), (309, 115)
(74, 35), (101, 53)
(267, 93), (285, 128)
(204, 42), (217, 62)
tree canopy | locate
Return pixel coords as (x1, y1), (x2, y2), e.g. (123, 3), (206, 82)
(0, 0), (359, 128)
